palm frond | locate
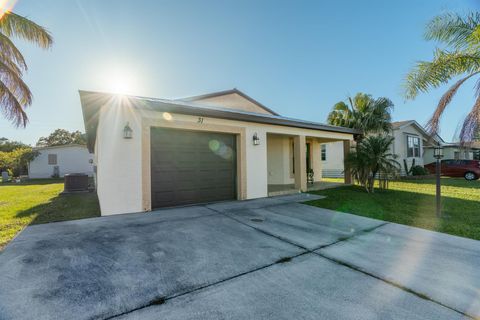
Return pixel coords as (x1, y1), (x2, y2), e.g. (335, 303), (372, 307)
(0, 80), (27, 127)
(0, 32), (27, 73)
(331, 101), (350, 112)
(459, 95), (480, 143)
(327, 93), (393, 135)
(0, 60), (32, 105)
(425, 12), (480, 49)
(0, 11), (53, 49)
(426, 72), (480, 134)
(404, 49), (480, 99)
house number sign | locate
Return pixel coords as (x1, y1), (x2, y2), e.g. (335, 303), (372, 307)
(197, 117), (204, 124)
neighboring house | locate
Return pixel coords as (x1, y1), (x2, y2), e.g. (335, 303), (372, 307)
(321, 120), (441, 177)
(80, 89), (359, 215)
(28, 144), (94, 179)
(424, 142), (480, 163)
(390, 120), (440, 174)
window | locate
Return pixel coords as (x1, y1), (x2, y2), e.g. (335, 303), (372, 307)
(321, 144), (327, 161)
(406, 136), (420, 158)
(48, 154), (57, 165)
(454, 151), (460, 160)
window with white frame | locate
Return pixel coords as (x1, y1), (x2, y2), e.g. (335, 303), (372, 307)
(321, 144), (326, 161)
(406, 136), (420, 158)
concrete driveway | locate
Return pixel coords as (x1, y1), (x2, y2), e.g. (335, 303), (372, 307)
(0, 194), (478, 320)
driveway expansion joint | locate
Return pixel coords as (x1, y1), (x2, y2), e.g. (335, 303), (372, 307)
(313, 251), (475, 319)
(205, 206), (474, 319)
(106, 251), (309, 320)
(312, 222), (390, 251)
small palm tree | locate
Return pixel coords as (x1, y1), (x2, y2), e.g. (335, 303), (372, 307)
(0, 11), (53, 127)
(405, 12), (480, 142)
(327, 93), (394, 136)
(345, 135), (399, 193)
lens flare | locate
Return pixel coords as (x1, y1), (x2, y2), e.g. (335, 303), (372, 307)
(162, 112), (173, 121)
(209, 139), (234, 160)
(208, 140), (220, 152)
(0, 0), (16, 18)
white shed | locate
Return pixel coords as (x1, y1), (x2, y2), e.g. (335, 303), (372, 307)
(28, 144), (94, 179)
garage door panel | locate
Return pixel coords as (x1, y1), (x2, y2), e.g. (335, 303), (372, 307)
(151, 128), (237, 208)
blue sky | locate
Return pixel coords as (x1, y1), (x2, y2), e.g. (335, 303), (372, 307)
(3, 0), (480, 145)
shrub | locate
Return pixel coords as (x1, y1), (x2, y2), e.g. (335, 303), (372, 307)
(411, 165), (430, 176)
(345, 135), (400, 193)
(0, 148), (39, 177)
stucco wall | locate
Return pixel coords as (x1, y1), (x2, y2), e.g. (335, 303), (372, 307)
(28, 145), (93, 179)
(94, 99), (353, 215)
(95, 102), (144, 215)
(321, 141), (345, 177)
(267, 135), (294, 185)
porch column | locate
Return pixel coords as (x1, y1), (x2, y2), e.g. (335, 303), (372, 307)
(311, 140), (322, 182)
(343, 140), (353, 184)
(294, 135), (307, 191)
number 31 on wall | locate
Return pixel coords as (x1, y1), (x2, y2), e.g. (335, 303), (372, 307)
(197, 117), (204, 124)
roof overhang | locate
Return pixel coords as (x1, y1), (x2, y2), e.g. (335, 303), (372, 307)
(33, 144), (87, 151)
(79, 90), (362, 153)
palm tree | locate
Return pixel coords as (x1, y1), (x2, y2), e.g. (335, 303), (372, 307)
(345, 135), (400, 193)
(405, 12), (480, 143)
(0, 11), (53, 127)
(327, 93), (394, 136)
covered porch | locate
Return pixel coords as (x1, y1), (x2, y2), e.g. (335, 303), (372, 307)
(266, 133), (353, 197)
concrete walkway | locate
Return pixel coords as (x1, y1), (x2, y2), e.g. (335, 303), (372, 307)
(0, 194), (477, 319)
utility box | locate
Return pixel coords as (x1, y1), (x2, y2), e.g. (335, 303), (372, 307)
(63, 173), (89, 193)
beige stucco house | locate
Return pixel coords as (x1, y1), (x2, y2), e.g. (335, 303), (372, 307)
(80, 89), (359, 216)
(321, 120), (442, 177)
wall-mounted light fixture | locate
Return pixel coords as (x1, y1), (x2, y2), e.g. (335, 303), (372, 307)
(123, 122), (133, 139)
(253, 132), (260, 146)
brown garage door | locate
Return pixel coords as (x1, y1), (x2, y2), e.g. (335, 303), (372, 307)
(151, 127), (237, 209)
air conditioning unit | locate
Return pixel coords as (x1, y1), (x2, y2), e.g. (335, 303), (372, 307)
(62, 173), (89, 193)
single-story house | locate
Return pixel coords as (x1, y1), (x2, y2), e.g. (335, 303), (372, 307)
(321, 120), (442, 177)
(424, 142), (480, 163)
(28, 144), (94, 179)
(80, 89), (360, 215)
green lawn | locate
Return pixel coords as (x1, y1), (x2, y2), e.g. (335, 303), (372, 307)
(0, 179), (100, 250)
(306, 178), (480, 240)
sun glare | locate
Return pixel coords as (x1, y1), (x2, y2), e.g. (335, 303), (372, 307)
(94, 64), (141, 95)
(0, 0), (17, 18)
(106, 71), (135, 95)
